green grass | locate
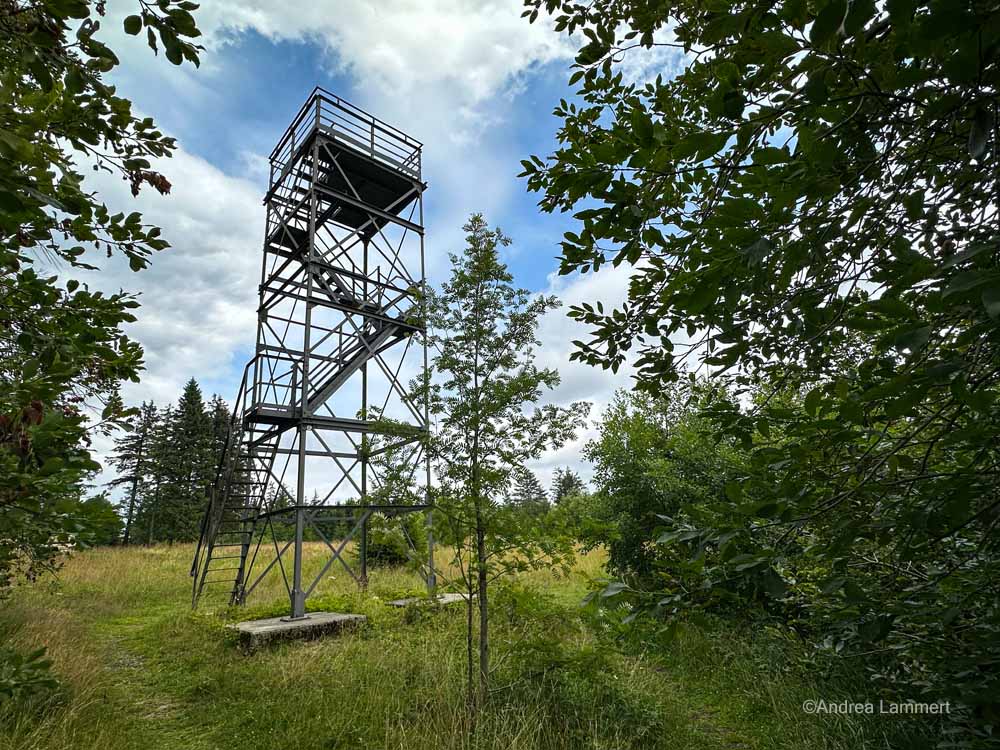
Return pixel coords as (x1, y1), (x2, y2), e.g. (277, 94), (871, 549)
(0, 543), (931, 749)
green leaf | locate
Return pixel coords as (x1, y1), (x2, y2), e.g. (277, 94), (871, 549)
(843, 580), (865, 603)
(804, 71), (828, 103)
(722, 90), (745, 120)
(843, 0), (875, 35)
(124, 15), (143, 35)
(40, 457), (64, 476)
(600, 581), (628, 598)
(760, 568), (787, 599)
(631, 108), (654, 147)
(165, 43), (184, 66)
(752, 146), (788, 166)
(968, 106), (992, 161)
(576, 40), (609, 65)
(674, 130), (729, 161)
(804, 387), (823, 416)
(810, 0), (847, 45)
(892, 325), (931, 353)
(29, 60), (54, 92)
(982, 287), (1000, 320)
(821, 577), (846, 595)
(944, 270), (993, 298)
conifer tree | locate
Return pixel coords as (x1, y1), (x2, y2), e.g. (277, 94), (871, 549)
(106, 401), (158, 544)
(208, 394), (231, 464)
(135, 404), (174, 544)
(508, 469), (549, 516)
(165, 379), (214, 541)
(550, 467), (586, 504)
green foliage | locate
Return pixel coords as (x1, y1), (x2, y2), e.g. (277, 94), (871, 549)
(0, 646), (56, 702)
(360, 513), (427, 568)
(120, 380), (229, 544)
(548, 489), (611, 549)
(72, 493), (123, 546)
(421, 213), (590, 704)
(502, 638), (664, 749)
(0, 543), (939, 749)
(585, 383), (746, 578)
(0, 0), (202, 594)
(524, 0), (1000, 743)
(106, 400), (158, 544)
(507, 468), (550, 516)
(550, 466), (586, 504)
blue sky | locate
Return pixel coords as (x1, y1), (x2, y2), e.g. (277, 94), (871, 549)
(86, 1), (677, 490)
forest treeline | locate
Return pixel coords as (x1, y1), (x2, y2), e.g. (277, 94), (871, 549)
(105, 375), (589, 547)
(107, 379), (230, 545)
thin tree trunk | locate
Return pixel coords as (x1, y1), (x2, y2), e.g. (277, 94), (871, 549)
(123, 473), (139, 545)
(148, 481), (160, 545)
(466, 575), (475, 710)
(476, 506), (488, 702)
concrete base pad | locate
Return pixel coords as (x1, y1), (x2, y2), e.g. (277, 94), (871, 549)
(228, 611), (366, 651)
(387, 592), (472, 608)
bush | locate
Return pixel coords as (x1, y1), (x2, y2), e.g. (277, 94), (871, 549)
(500, 638), (664, 749)
(0, 646), (57, 703)
(359, 512), (427, 568)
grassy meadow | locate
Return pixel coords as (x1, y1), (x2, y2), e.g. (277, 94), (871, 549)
(0, 543), (932, 750)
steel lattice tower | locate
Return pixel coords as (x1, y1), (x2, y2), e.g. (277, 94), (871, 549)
(191, 89), (434, 618)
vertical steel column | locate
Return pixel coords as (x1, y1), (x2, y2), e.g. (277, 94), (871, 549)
(288, 102), (321, 620)
(291, 428), (307, 619)
(359, 236), (369, 589)
(420, 190), (436, 595)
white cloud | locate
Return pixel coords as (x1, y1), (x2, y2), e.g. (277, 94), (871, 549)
(78, 146), (264, 476)
(525, 263), (637, 492)
(192, 0), (572, 104)
(107, 0), (565, 252)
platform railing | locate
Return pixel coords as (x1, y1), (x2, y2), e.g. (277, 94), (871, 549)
(270, 88), (422, 181)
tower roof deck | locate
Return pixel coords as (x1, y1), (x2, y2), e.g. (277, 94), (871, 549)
(270, 87), (422, 182)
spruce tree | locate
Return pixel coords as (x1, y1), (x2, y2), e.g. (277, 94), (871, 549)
(550, 467), (586, 505)
(166, 379), (214, 541)
(508, 469), (549, 516)
(135, 404), (174, 544)
(106, 401), (158, 545)
(208, 394), (231, 469)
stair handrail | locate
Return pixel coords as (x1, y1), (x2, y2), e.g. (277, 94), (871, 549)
(189, 358), (255, 595)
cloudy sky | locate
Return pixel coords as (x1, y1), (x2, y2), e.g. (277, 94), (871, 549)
(84, 0), (683, 493)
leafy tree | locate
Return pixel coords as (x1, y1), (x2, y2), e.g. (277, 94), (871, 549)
(550, 466), (586, 504)
(423, 214), (589, 711)
(358, 419), (429, 570)
(508, 468), (550, 516)
(524, 0), (1000, 739)
(585, 384), (744, 576)
(73, 493), (123, 546)
(0, 0), (201, 594)
(107, 400), (157, 544)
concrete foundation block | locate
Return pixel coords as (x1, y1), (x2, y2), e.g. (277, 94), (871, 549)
(387, 592), (472, 608)
(229, 611), (366, 651)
